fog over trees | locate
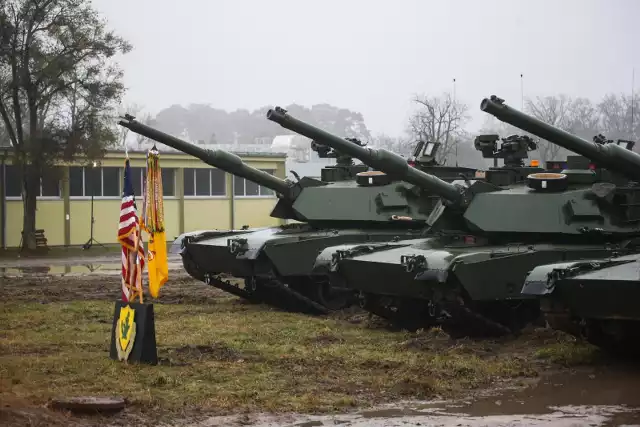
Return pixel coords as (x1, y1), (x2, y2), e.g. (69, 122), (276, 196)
(146, 90), (639, 170)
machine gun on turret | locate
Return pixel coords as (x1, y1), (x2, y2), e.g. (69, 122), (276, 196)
(310, 136), (370, 181)
(474, 134), (538, 168)
(312, 137), (366, 165)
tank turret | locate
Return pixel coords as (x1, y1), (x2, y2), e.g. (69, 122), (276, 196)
(266, 107), (466, 205)
(481, 95), (640, 181)
(120, 113), (469, 225)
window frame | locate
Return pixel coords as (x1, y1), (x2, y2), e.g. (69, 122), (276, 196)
(233, 169), (277, 198)
(69, 165), (178, 200)
(69, 166), (121, 200)
(183, 167), (227, 199)
(4, 165), (63, 200)
(160, 167), (177, 199)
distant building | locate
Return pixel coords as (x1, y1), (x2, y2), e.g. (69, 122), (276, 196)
(0, 148), (286, 249)
(271, 134), (312, 163)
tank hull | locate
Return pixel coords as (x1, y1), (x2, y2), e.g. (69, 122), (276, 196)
(177, 225), (425, 314)
(319, 235), (629, 336)
(522, 253), (640, 353)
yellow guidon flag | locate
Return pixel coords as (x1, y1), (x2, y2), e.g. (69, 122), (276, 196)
(141, 147), (169, 298)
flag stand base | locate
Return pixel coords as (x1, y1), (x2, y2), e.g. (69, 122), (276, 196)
(109, 300), (158, 365)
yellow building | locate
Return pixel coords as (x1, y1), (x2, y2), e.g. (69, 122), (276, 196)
(0, 149), (287, 249)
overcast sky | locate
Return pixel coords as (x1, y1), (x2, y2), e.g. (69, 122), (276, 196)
(93, 0), (640, 136)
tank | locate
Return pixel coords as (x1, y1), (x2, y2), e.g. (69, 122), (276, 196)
(117, 113), (479, 314)
(309, 95), (640, 337)
(521, 242), (640, 354)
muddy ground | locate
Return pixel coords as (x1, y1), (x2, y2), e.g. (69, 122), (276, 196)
(1, 253), (639, 426)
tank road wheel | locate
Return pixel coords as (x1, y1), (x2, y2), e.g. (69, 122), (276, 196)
(304, 278), (356, 311)
(360, 293), (439, 332)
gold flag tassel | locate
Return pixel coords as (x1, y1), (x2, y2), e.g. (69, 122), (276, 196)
(142, 146), (169, 298)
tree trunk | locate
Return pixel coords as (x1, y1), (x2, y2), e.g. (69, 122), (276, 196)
(21, 163), (39, 251)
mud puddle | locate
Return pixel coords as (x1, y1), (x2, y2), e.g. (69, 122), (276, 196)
(199, 365), (640, 426)
(0, 256), (183, 278)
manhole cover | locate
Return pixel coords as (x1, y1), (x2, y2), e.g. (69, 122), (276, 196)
(49, 396), (126, 413)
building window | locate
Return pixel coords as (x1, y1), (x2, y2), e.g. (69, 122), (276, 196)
(69, 166), (122, 197)
(128, 167), (144, 197)
(4, 165), (61, 198)
(41, 168), (62, 197)
(161, 168), (175, 197)
(234, 169), (276, 197)
(69, 167), (84, 197)
(102, 167), (120, 197)
(183, 168), (226, 197)
(130, 167), (176, 197)
(5, 165), (23, 198)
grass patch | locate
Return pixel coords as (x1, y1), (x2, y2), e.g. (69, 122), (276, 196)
(0, 277), (598, 420)
(533, 342), (600, 365)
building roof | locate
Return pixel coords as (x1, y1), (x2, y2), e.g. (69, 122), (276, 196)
(105, 147), (287, 159)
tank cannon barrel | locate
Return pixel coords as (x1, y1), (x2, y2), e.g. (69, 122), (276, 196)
(266, 107), (464, 204)
(118, 115), (291, 195)
(481, 96), (640, 181)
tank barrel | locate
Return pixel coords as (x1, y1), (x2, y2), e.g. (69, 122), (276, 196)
(481, 96), (640, 181)
(118, 115), (291, 196)
(266, 107), (464, 204)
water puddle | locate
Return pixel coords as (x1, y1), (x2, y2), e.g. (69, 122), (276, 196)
(197, 366), (640, 426)
(0, 261), (183, 277)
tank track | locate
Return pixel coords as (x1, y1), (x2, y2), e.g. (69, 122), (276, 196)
(203, 273), (330, 315)
(202, 272), (260, 302)
(438, 299), (514, 338)
(182, 251), (333, 315)
(359, 293), (439, 331)
(358, 292), (519, 337)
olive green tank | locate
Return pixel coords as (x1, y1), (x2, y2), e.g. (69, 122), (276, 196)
(309, 96), (640, 337)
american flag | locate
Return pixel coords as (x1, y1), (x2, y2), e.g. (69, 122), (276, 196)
(118, 158), (145, 302)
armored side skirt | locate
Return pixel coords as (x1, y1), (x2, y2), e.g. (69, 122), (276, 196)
(337, 258), (431, 298)
(540, 274), (640, 321)
(185, 242), (260, 277)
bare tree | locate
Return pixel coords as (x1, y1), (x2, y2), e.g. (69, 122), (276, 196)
(0, 119), (7, 146)
(370, 132), (414, 157)
(0, 0), (131, 250)
(524, 95), (574, 161)
(406, 92), (470, 165)
(116, 103), (151, 150)
(597, 93), (640, 143)
(565, 97), (600, 140)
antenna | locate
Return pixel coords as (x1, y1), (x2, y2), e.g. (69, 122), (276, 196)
(632, 68), (636, 139)
(453, 78), (458, 166)
(520, 73), (524, 110)
(452, 77), (456, 101)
